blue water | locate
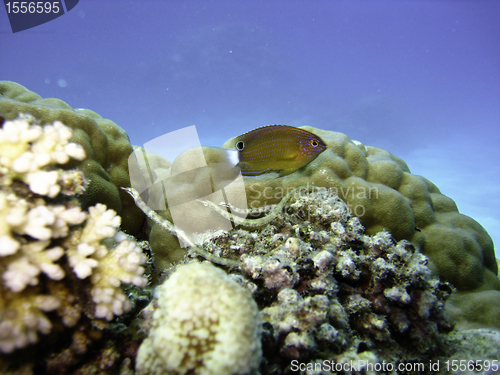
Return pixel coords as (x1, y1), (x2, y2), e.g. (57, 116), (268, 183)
(1, 0), (499, 257)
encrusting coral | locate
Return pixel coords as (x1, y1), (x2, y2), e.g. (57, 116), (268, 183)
(0, 116), (147, 365)
(0, 81), (145, 234)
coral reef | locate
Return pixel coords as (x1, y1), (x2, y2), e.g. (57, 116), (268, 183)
(2, 82), (495, 372)
(136, 261), (262, 375)
(140, 126), (498, 329)
(136, 186), (454, 374)
(0, 81), (145, 234)
(0, 117), (147, 373)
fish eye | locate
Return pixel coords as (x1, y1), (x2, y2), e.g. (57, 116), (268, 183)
(311, 139), (319, 147)
(236, 141), (245, 151)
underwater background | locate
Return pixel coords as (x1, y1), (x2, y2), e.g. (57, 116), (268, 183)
(1, 0), (499, 257)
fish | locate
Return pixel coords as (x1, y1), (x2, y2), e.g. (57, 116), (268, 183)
(231, 125), (327, 176)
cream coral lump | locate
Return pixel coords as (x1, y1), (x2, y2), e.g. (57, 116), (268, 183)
(136, 262), (262, 375)
(0, 117), (147, 354)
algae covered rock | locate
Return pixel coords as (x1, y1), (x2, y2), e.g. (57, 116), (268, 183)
(0, 81), (144, 234)
(135, 187), (454, 373)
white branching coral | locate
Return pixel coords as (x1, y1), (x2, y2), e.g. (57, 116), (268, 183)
(0, 115), (86, 197)
(0, 290), (61, 354)
(0, 116), (147, 354)
(68, 204), (147, 320)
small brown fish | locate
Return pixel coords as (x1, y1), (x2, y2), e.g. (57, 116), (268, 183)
(231, 125), (327, 176)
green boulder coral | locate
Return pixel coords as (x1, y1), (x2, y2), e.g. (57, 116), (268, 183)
(222, 127), (499, 292)
(0, 81), (144, 234)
